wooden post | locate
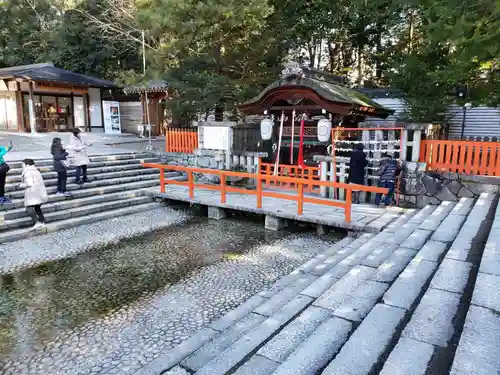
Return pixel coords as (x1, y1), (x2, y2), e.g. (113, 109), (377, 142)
(188, 171), (194, 198)
(256, 174), (262, 208)
(82, 93), (90, 132)
(220, 172), (226, 203)
(345, 188), (352, 223)
(297, 182), (304, 215)
(160, 168), (165, 193)
(28, 81), (36, 134)
(15, 82), (23, 132)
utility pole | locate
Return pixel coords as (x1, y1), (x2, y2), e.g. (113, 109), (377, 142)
(142, 29), (153, 151)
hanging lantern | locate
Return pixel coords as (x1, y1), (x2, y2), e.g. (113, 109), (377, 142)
(260, 118), (274, 140)
(317, 118), (332, 142)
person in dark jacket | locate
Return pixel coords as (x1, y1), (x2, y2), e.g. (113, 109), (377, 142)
(51, 138), (72, 197)
(375, 153), (400, 205)
(348, 143), (368, 204)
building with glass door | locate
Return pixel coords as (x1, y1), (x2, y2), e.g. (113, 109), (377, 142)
(0, 63), (116, 132)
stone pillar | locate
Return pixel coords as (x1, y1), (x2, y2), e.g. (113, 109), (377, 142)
(361, 130), (371, 203)
(233, 155), (239, 166)
(225, 151), (232, 170)
(401, 130), (409, 161)
(328, 160), (335, 198)
(320, 161), (328, 198)
(339, 161), (346, 200)
(412, 130), (422, 162)
(265, 215), (287, 231)
(208, 206), (226, 220)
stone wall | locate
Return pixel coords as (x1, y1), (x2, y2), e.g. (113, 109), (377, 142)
(400, 162), (500, 207)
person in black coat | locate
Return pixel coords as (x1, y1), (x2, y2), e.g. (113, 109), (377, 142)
(347, 143), (368, 204)
(51, 137), (72, 197)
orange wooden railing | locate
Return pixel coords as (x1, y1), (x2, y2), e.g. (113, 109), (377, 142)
(259, 162), (321, 193)
(165, 129), (198, 153)
(141, 163), (388, 223)
(420, 140), (500, 176)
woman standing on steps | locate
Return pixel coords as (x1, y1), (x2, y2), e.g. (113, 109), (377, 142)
(20, 158), (48, 230)
(0, 140), (13, 204)
(51, 137), (72, 197)
(68, 129), (91, 185)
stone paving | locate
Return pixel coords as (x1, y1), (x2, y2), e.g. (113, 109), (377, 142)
(0, 215), (339, 375)
(0, 206), (191, 275)
(0, 132), (162, 161)
(157, 185), (403, 232)
(136, 193), (500, 375)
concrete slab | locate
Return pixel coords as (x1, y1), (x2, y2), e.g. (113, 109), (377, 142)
(402, 288), (461, 347)
(370, 247), (418, 283)
(415, 240), (448, 262)
(400, 229), (432, 250)
(232, 355), (278, 375)
(257, 306), (330, 363)
(472, 273), (500, 312)
(450, 305), (500, 375)
(195, 295), (313, 375)
(379, 337), (435, 375)
(156, 185), (401, 233)
(383, 258), (437, 310)
(430, 259), (472, 294)
(271, 317), (352, 375)
(322, 304), (406, 375)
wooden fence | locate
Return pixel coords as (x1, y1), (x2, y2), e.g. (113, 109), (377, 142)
(141, 163), (388, 223)
(419, 140), (500, 176)
(165, 129), (198, 153)
(259, 162), (321, 193)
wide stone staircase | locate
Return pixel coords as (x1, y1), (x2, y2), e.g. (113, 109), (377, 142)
(137, 193), (500, 375)
(0, 153), (179, 243)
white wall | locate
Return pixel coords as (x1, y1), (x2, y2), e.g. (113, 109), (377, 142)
(88, 88), (103, 129)
(0, 92), (18, 130)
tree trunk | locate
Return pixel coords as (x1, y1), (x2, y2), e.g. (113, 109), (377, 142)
(357, 45), (363, 86)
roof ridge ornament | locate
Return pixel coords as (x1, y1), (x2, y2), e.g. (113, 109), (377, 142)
(281, 62), (304, 78)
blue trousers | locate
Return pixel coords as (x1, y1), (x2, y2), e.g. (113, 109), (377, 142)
(375, 181), (395, 205)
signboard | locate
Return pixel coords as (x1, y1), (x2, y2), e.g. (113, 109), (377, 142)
(102, 101), (122, 134)
(200, 126), (233, 150)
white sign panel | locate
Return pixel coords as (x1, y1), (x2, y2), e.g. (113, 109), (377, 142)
(102, 101), (122, 134)
(201, 126), (232, 150)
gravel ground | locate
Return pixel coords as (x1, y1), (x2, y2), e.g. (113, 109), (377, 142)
(0, 206), (192, 275)
(0, 215), (341, 375)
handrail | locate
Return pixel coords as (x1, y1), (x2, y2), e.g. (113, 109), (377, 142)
(142, 162), (389, 223)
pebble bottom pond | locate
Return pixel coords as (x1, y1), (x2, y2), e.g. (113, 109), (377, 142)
(0, 213), (342, 375)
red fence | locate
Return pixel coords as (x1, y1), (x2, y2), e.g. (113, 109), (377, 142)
(165, 129), (198, 153)
(420, 140), (500, 176)
(141, 163), (389, 223)
(259, 162), (321, 192)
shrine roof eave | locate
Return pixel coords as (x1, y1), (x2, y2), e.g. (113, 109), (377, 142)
(238, 75), (394, 119)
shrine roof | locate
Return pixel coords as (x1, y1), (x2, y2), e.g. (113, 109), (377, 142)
(239, 66), (394, 118)
(123, 80), (169, 94)
(0, 63), (116, 88)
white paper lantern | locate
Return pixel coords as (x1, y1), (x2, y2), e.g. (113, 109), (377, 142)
(317, 118), (332, 142)
(260, 118), (274, 140)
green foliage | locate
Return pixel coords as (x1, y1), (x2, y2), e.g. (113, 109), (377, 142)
(1, 0), (499, 124)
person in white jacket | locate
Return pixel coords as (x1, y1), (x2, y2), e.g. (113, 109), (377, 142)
(68, 128), (91, 184)
(19, 158), (48, 230)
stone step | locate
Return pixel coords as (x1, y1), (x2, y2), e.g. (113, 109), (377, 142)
(5, 167), (161, 193)
(0, 176), (172, 212)
(6, 157), (160, 182)
(2, 187), (156, 220)
(0, 194), (153, 231)
(0, 202), (161, 244)
(5, 152), (152, 168)
(135, 198), (500, 375)
(4, 172), (165, 200)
